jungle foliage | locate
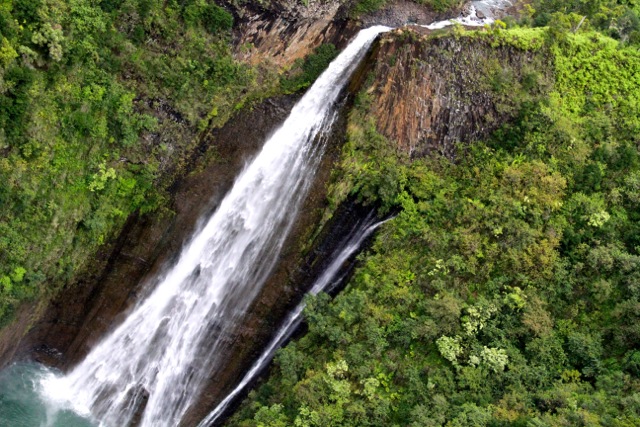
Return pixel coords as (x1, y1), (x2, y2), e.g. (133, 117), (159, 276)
(280, 44), (339, 94)
(530, 0), (640, 45)
(228, 5), (640, 427)
(0, 0), (261, 324)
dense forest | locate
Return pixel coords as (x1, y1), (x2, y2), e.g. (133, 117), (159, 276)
(0, 0), (258, 324)
(227, 1), (640, 426)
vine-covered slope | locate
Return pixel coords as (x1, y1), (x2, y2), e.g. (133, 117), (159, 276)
(0, 0), (265, 325)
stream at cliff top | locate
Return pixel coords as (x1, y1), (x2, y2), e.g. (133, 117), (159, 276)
(0, 2), (511, 426)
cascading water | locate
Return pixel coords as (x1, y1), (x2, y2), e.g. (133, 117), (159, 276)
(198, 212), (391, 427)
(421, 1), (498, 29)
(40, 25), (391, 427)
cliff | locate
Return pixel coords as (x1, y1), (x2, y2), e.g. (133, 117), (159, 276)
(357, 27), (550, 158)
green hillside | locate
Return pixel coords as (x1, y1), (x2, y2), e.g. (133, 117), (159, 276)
(228, 3), (640, 426)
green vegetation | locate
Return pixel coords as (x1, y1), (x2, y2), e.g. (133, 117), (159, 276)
(530, 0), (640, 45)
(280, 44), (339, 94)
(0, 0), (267, 324)
(228, 8), (640, 427)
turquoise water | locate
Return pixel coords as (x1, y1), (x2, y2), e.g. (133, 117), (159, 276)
(0, 363), (95, 427)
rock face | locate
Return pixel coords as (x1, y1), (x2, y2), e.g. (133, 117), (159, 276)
(357, 27), (549, 158)
(231, 0), (358, 67)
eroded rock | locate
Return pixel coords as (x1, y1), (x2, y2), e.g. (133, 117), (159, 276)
(232, 0), (357, 67)
(357, 27), (550, 158)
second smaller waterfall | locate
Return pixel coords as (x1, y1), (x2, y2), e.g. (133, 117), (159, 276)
(198, 212), (391, 427)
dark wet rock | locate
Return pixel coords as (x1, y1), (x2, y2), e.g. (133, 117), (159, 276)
(128, 384), (150, 427)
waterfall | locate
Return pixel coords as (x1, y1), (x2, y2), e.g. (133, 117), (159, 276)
(193, 5), (502, 425)
(40, 25), (390, 427)
(198, 212), (392, 427)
